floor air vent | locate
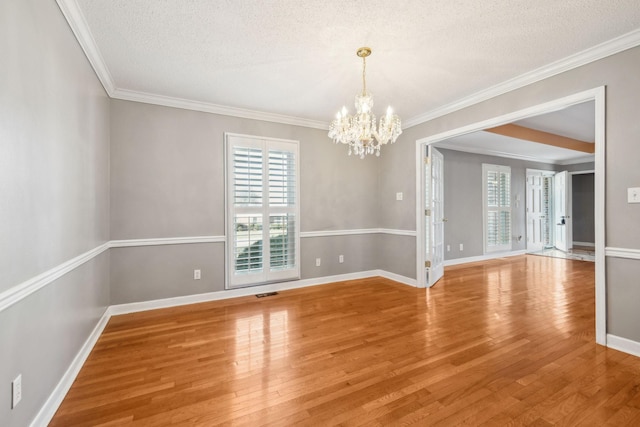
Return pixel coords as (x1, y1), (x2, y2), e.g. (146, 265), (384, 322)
(255, 292), (278, 298)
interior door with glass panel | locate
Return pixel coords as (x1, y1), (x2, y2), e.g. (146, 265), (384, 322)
(425, 145), (444, 287)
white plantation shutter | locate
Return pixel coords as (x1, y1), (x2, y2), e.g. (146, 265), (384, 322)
(483, 164), (512, 253)
(226, 134), (300, 287)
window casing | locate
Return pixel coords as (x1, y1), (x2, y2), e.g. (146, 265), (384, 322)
(483, 164), (512, 253)
(226, 134), (300, 288)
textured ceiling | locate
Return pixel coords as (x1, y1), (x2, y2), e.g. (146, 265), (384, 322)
(69, 0), (640, 126)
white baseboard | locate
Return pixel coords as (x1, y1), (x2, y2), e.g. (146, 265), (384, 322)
(606, 334), (640, 358)
(443, 250), (528, 267)
(376, 269), (418, 287)
(574, 241), (595, 248)
(31, 308), (111, 427)
(109, 270), (417, 316)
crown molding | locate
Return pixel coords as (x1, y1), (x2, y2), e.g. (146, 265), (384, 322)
(57, 0), (640, 132)
(435, 143), (568, 165)
(404, 28), (640, 128)
(557, 155), (595, 166)
(112, 88), (329, 130)
(56, 0), (115, 95)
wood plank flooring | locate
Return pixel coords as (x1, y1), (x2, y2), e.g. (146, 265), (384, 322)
(50, 255), (640, 426)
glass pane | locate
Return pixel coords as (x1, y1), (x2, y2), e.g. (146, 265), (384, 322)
(268, 149), (296, 207)
(234, 147), (263, 206)
(269, 214), (295, 270)
(234, 214), (263, 273)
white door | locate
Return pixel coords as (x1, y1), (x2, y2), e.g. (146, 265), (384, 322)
(554, 171), (572, 252)
(526, 174), (544, 251)
(526, 171), (553, 251)
(425, 146), (444, 287)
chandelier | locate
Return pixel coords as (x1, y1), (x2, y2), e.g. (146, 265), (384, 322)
(328, 47), (402, 158)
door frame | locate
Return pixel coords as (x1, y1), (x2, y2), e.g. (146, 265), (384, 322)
(415, 86), (606, 345)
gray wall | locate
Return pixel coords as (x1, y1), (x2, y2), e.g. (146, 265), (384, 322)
(0, 0), (111, 425)
(572, 173), (595, 244)
(439, 148), (557, 260)
(109, 99), (383, 303)
(380, 45), (640, 341)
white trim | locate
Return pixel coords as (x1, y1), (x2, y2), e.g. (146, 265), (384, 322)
(376, 270), (418, 287)
(404, 29), (640, 128)
(56, 0), (640, 132)
(573, 241), (595, 248)
(415, 89), (605, 148)
(109, 236), (225, 248)
(594, 86), (606, 345)
(0, 243), (110, 313)
(30, 308), (111, 427)
(569, 169), (595, 175)
(415, 87), (607, 345)
(607, 334), (640, 358)
(300, 228), (417, 238)
(605, 247), (640, 260)
(435, 143), (594, 166)
(108, 270), (414, 315)
(55, 0), (115, 95)
(113, 89), (328, 130)
(559, 156), (596, 166)
(378, 228), (417, 237)
(443, 250), (528, 267)
(1, 230), (417, 313)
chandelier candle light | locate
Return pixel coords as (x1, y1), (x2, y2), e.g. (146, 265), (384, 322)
(328, 47), (402, 158)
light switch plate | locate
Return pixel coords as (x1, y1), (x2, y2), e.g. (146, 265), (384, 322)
(396, 192), (403, 201)
(628, 187), (640, 204)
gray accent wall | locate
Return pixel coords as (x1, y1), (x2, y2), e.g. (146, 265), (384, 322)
(439, 148), (556, 260)
(0, 0), (111, 425)
(380, 45), (640, 345)
(109, 99), (383, 303)
(5, 0), (640, 424)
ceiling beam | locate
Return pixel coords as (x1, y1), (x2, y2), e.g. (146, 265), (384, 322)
(484, 124), (595, 154)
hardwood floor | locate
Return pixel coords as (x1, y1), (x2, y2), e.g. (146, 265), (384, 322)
(51, 255), (640, 426)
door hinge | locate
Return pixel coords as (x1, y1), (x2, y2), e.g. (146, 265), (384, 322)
(424, 157), (430, 164)
(425, 260), (431, 268)
(425, 209), (431, 216)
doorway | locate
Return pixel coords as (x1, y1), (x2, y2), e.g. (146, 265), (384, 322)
(415, 87), (606, 345)
(526, 169), (595, 261)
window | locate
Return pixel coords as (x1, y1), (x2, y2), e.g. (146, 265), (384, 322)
(226, 134), (299, 288)
(483, 164), (511, 253)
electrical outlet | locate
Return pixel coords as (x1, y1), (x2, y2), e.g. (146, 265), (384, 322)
(339, 255), (344, 263)
(459, 243), (464, 251)
(193, 269), (201, 280)
(12, 374), (22, 409)
(396, 192), (403, 201)
(628, 187), (640, 203)
(446, 245), (450, 252)
(315, 258), (321, 267)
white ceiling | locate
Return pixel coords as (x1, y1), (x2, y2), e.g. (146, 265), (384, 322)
(64, 0), (640, 128)
(436, 101), (595, 164)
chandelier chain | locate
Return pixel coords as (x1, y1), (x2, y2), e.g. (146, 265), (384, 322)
(362, 56), (367, 95)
